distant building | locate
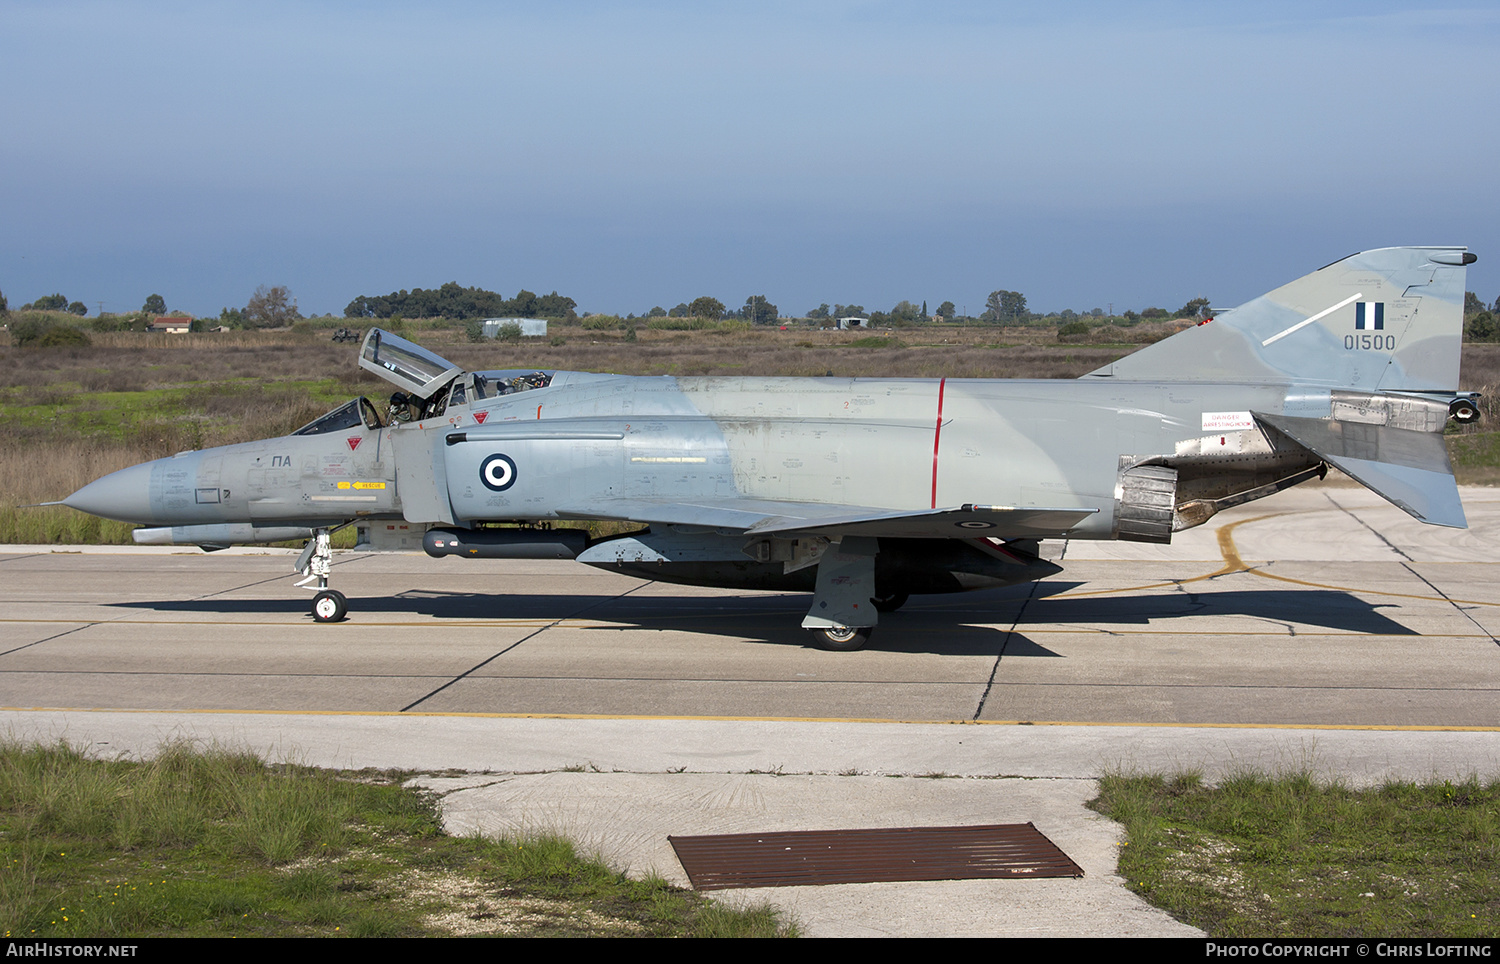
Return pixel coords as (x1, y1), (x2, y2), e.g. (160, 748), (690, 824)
(836, 317), (867, 330)
(149, 316), (192, 334)
(481, 317), (547, 338)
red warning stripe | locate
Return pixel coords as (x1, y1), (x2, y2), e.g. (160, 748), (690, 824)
(930, 377), (946, 509)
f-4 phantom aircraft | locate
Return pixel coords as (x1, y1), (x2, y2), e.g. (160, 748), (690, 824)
(64, 246), (1479, 650)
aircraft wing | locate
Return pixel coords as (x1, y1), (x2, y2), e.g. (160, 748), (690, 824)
(553, 497), (1097, 540)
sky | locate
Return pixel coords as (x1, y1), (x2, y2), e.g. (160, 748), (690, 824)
(3, 1), (1497, 319)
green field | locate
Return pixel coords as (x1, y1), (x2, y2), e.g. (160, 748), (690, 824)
(1094, 770), (1500, 938)
(0, 741), (795, 938)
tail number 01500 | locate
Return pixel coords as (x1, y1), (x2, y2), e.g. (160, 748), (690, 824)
(1345, 334), (1396, 351)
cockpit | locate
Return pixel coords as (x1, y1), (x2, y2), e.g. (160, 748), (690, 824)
(448, 370), (553, 408)
(349, 327), (557, 423)
(291, 396), (386, 436)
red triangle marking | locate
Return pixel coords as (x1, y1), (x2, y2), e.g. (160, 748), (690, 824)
(474, 411), (488, 424)
(347, 437), (362, 450)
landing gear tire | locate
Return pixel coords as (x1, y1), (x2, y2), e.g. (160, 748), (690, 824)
(815, 625), (872, 652)
(872, 592), (909, 613)
(312, 589), (347, 623)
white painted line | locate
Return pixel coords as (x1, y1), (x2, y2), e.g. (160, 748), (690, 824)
(1261, 292), (1362, 346)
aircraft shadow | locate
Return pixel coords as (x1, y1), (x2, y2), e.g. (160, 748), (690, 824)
(956, 584), (1415, 636)
(110, 582), (1416, 657)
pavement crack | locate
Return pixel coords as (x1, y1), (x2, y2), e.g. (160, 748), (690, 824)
(419, 776), (517, 798)
(1325, 490), (1413, 561)
(1401, 562), (1500, 647)
(0, 623), (96, 658)
(397, 581), (655, 712)
(971, 577), (1044, 722)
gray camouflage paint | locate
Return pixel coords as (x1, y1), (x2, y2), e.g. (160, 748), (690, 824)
(63, 247), (1472, 636)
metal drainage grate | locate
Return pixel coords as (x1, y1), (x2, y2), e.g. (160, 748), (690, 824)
(669, 822), (1082, 890)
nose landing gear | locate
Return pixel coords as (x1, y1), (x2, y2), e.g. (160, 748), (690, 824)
(295, 528), (349, 622)
(312, 588), (348, 622)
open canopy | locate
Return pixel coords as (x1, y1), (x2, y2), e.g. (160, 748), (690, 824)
(358, 328), (463, 400)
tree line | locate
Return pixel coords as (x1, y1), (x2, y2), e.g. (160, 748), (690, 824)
(344, 283), (578, 322)
(1465, 291), (1500, 342)
(11, 282), (1497, 334)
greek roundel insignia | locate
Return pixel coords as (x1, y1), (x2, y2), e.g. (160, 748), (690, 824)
(480, 453), (517, 491)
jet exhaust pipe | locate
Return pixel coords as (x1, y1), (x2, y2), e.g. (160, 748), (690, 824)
(423, 527), (588, 560)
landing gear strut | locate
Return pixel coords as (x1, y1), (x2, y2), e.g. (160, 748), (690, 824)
(295, 528), (348, 622)
(802, 536), (879, 652)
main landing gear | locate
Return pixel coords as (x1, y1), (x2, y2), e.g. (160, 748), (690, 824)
(815, 624), (874, 652)
(295, 527), (349, 622)
(802, 536), (882, 652)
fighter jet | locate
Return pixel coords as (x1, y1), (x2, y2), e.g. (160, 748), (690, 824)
(64, 246), (1479, 650)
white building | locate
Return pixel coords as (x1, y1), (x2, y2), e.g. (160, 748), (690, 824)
(481, 317), (548, 338)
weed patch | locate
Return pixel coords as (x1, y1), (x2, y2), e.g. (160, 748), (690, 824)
(1091, 770), (1499, 938)
(0, 740), (795, 938)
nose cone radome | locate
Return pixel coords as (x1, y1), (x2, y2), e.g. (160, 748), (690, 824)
(64, 461), (158, 523)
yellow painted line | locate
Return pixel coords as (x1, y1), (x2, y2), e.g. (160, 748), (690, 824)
(2, 619), (1493, 638)
(1243, 565), (1500, 605)
(0, 618), (599, 629)
(1229, 521), (1500, 607)
(1048, 511), (1500, 607)
(1044, 513), (1268, 597)
(1003, 630), (1496, 637)
(3, 706), (1497, 732)
(3, 617), (1482, 637)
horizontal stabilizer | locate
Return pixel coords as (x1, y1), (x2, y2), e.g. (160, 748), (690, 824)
(1253, 412), (1466, 528)
(555, 497), (1097, 540)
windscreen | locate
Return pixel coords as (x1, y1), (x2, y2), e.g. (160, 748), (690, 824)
(291, 397), (385, 436)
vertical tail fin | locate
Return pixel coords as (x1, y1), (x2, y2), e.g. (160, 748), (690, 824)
(1086, 246), (1471, 391)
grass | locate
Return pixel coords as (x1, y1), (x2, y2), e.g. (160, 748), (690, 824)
(0, 740), (797, 938)
(1090, 769), (1500, 938)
